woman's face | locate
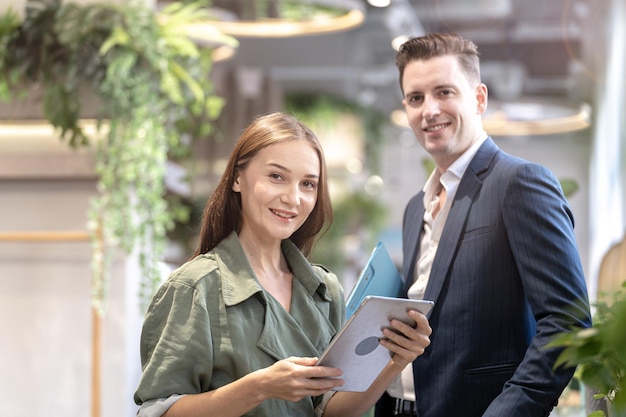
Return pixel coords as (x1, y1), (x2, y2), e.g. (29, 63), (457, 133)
(233, 140), (320, 245)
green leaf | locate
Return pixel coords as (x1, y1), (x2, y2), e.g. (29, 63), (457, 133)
(167, 60), (202, 102)
(100, 26), (130, 55)
(205, 95), (224, 119)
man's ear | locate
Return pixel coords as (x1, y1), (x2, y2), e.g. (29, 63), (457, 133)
(476, 83), (488, 115)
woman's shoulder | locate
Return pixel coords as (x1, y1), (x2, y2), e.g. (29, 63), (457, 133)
(163, 253), (221, 290)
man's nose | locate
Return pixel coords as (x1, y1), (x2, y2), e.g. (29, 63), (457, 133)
(423, 96), (441, 118)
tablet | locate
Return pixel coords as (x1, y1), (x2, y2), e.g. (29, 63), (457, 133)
(345, 242), (405, 318)
(316, 295), (434, 392)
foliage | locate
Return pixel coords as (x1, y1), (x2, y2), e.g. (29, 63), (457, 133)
(312, 190), (388, 274)
(0, 0), (234, 313)
(560, 178), (579, 198)
(285, 92), (389, 173)
(548, 282), (626, 417)
(284, 92), (390, 273)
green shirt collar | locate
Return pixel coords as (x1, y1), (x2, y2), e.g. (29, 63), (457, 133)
(215, 232), (330, 306)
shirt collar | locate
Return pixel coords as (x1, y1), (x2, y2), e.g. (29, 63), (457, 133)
(215, 231), (329, 306)
(448, 131), (488, 179)
(423, 131), (488, 195)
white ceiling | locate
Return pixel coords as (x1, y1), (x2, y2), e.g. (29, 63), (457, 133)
(218, 0), (596, 117)
(0, 0), (599, 120)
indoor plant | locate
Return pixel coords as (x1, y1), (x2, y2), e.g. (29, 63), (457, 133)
(0, 0), (236, 313)
(549, 282), (626, 417)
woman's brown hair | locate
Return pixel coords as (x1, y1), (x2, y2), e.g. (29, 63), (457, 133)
(193, 112), (333, 258)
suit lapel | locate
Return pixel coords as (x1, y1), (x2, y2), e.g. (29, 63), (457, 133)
(423, 138), (498, 303)
(403, 194), (425, 295)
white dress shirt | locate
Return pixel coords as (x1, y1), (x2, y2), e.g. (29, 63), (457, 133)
(386, 132), (488, 401)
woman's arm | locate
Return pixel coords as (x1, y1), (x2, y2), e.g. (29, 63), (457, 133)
(163, 357), (345, 417)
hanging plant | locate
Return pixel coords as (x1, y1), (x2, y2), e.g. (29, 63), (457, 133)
(0, 0), (237, 314)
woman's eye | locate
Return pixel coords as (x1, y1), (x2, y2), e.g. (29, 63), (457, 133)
(302, 181), (317, 189)
(269, 173), (283, 181)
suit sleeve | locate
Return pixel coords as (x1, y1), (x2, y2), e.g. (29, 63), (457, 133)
(483, 162), (592, 416)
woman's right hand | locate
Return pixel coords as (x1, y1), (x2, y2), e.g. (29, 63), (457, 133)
(162, 357), (344, 417)
(253, 356), (344, 402)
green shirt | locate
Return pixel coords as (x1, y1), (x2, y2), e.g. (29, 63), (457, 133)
(134, 232), (345, 417)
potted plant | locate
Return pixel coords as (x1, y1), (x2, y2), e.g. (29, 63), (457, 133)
(549, 282), (626, 417)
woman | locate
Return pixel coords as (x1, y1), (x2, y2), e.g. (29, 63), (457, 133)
(134, 112), (431, 417)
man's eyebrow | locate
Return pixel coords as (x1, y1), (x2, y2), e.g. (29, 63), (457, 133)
(403, 89), (421, 99)
(435, 83), (457, 90)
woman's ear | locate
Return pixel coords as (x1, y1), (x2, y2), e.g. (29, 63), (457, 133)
(232, 171), (241, 192)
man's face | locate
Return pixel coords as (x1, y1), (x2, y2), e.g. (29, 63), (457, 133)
(401, 54), (488, 170)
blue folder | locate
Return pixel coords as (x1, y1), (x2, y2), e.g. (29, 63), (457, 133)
(345, 242), (405, 318)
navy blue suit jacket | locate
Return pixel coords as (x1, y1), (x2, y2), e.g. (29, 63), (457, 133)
(402, 138), (591, 417)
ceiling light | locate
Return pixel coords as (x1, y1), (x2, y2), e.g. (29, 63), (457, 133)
(174, 0), (365, 38)
(390, 101), (592, 136)
(384, 0), (423, 50)
(483, 101), (592, 136)
(391, 34), (409, 51)
(368, 0), (391, 7)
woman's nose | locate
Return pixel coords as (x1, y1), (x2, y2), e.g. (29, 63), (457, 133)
(280, 184), (300, 205)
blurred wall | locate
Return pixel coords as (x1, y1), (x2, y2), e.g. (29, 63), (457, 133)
(0, 140), (144, 417)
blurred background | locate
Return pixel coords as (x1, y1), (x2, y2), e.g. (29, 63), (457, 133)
(0, 0), (624, 416)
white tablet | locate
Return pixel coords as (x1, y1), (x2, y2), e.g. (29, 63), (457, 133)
(316, 295), (434, 392)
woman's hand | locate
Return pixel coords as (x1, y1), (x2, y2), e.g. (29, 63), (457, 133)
(253, 357), (344, 402)
(379, 310), (432, 368)
(162, 357), (343, 417)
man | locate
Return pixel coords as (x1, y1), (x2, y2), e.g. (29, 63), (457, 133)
(375, 33), (592, 417)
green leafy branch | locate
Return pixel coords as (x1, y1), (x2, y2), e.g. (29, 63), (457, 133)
(0, 0), (235, 313)
(548, 283), (626, 417)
